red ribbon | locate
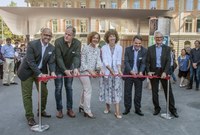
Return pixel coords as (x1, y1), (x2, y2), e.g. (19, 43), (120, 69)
(38, 74), (170, 82)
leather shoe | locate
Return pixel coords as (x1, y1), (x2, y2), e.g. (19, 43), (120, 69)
(56, 111), (63, 118)
(135, 110), (144, 116)
(27, 118), (36, 126)
(37, 111), (51, 118)
(153, 109), (160, 115)
(3, 83), (9, 86)
(10, 82), (18, 85)
(67, 109), (76, 118)
(186, 86), (192, 90)
(171, 111), (179, 118)
(122, 110), (130, 115)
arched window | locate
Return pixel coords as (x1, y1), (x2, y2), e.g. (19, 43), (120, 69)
(197, 17), (200, 32)
(185, 18), (193, 32)
(65, 0), (72, 8)
(184, 41), (191, 48)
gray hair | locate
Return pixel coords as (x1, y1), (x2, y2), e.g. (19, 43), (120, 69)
(66, 26), (76, 36)
(154, 30), (163, 38)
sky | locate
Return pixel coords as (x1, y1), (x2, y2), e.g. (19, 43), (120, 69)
(0, 0), (26, 7)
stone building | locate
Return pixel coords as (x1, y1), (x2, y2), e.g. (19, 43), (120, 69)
(24, 0), (200, 55)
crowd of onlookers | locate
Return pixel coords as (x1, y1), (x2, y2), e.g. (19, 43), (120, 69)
(0, 38), (26, 85)
(169, 40), (200, 91)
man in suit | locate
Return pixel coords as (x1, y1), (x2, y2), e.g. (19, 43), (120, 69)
(146, 31), (179, 118)
(123, 35), (147, 116)
(54, 26), (81, 118)
(18, 28), (56, 126)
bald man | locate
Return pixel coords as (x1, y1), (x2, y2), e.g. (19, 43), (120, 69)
(18, 28), (56, 126)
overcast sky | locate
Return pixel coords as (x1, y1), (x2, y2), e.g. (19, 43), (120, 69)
(0, 0), (26, 7)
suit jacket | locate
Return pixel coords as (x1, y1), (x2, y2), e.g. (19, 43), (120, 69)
(123, 45), (147, 80)
(146, 44), (171, 75)
(18, 39), (55, 81)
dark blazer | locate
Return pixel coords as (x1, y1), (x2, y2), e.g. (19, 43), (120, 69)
(18, 39), (55, 81)
(146, 44), (171, 75)
(123, 45), (147, 80)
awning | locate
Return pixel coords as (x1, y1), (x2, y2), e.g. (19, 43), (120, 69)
(0, 7), (170, 35)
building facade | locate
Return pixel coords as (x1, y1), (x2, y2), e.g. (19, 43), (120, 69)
(25, 0), (200, 55)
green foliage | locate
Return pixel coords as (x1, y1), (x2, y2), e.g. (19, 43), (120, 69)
(8, 1), (17, 7)
(0, 17), (23, 42)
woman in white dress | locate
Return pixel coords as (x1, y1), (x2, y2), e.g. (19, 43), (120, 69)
(79, 31), (103, 118)
(99, 29), (123, 119)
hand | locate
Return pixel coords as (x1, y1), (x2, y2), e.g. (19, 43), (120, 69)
(99, 69), (104, 75)
(40, 74), (49, 83)
(50, 72), (57, 79)
(64, 70), (72, 76)
(130, 71), (137, 76)
(110, 70), (115, 76)
(88, 70), (97, 77)
(193, 63), (197, 69)
(138, 72), (143, 76)
(161, 72), (167, 79)
(118, 70), (123, 76)
(148, 72), (154, 79)
(73, 68), (80, 76)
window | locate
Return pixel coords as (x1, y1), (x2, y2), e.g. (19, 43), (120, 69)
(52, 19), (58, 33)
(133, 0), (140, 9)
(186, 0), (193, 11)
(65, 1), (72, 8)
(185, 19), (192, 32)
(197, 19), (200, 32)
(65, 20), (72, 28)
(99, 20), (106, 33)
(168, 0), (174, 10)
(100, 1), (106, 8)
(51, 1), (58, 7)
(184, 41), (191, 48)
(80, 1), (86, 8)
(111, 1), (117, 9)
(198, 0), (200, 10)
(80, 20), (87, 32)
(150, 0), (157, 9)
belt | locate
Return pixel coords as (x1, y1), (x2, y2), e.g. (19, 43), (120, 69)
(5, 57), (14, 59)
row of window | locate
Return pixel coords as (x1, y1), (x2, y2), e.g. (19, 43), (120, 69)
(50, 18), (200, 33)
(185, 19), (200, 32)
(29, 0), (200, 11)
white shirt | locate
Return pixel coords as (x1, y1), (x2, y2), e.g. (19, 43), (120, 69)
(101, 44), (122, 76)
(38, 41), (48, 69)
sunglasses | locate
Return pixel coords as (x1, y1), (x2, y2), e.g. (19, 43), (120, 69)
(43, 34), (52, 37)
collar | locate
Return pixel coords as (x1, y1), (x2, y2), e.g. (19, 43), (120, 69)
(156, 44), (162, 48)
(132, 46), (141, 51)
(40, 40), (48, 47)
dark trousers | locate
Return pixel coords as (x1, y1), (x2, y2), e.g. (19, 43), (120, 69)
(14, 61), (21, 74)
(150, 78), (176, 113)
(0, 64), (3, 79)
(54, 73), (73, 111)
(124, 78), (143, 111)
(189, 66), (200, 89)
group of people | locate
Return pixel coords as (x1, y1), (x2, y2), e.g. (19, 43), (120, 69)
(16, 26), (180, 127)
(171, 40), (200, 91)
(0, 38), (26, 85)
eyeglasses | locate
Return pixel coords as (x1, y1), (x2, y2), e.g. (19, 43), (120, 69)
(43, 34), (52, 37)
(155, 37), (163, 39)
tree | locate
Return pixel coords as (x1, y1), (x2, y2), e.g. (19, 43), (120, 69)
(0, 17), (23, 42)
(8, 1), (17, 7)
